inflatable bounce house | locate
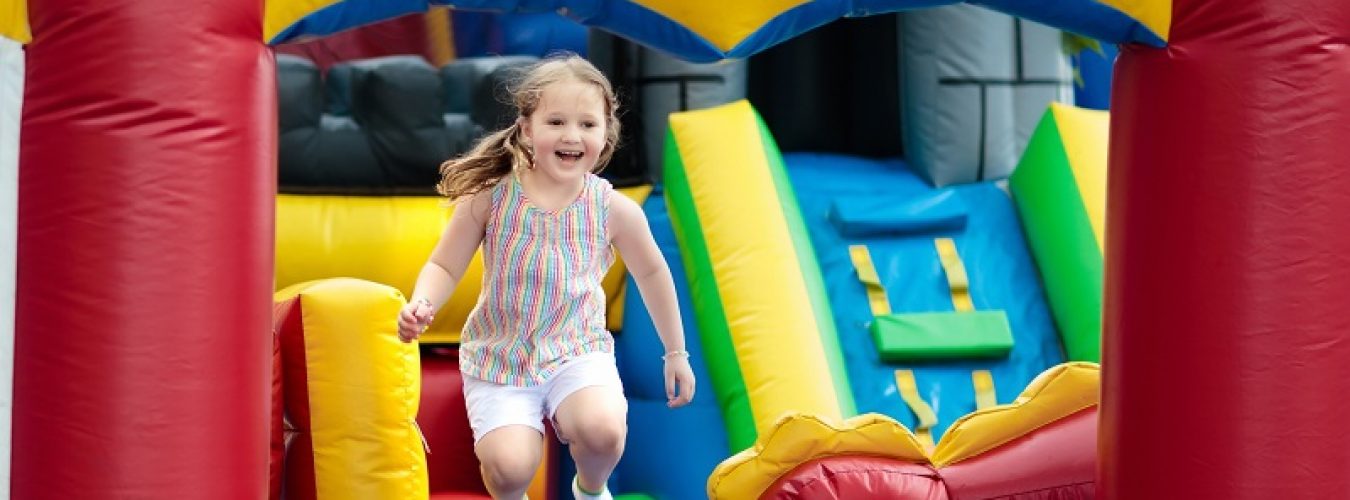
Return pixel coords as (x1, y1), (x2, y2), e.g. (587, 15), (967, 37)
(3, 0), (1348, 499)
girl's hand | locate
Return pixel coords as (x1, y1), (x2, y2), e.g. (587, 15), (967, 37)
(397, 298), (435, 343)
(663, 354), (696, 408)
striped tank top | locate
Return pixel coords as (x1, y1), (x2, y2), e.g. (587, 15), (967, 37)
(459, 171), (615, 386)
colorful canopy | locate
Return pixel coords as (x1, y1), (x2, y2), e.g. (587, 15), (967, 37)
(263, 0), (1167, 61)
(2, 1), (1169, 60)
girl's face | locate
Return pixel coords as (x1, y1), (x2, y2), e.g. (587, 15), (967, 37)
(520, 79), (608, 185)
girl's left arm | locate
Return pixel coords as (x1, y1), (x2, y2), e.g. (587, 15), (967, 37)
(609, 193), (695, 407)
(610, 194), (684, 354)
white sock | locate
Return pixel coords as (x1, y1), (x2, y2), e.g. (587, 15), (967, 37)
(571, 475), (612, 500)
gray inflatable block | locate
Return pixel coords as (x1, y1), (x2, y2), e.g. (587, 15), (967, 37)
(277, 55), (321, 131)
(443, 113), (480, 157)
(638, 47), (747, 181)
(900, 4), (1072, 187)
(327, 55), (430, 118)
(442, 55), (538, 116)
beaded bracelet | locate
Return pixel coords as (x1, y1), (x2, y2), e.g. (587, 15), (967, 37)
(661, 350), (690, 361)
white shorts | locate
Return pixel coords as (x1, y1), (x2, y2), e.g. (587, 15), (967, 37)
(462, 352), (626, 444)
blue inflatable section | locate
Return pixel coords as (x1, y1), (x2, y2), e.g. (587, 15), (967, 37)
(1073, 42), (1118, 110)
(784, 153), (1064, 440)
(604, 190), (728, 500)
(971, 0), (1165, 47)
(452, 11), (589, 58)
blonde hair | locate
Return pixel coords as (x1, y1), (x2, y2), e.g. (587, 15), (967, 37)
(436, 53), (621, 201)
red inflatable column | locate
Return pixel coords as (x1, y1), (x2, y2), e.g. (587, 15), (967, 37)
(14, 0), (274, 497)
(1102, 0), (1350, 497)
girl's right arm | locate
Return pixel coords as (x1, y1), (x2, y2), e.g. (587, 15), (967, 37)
(397, 190), (491, 341)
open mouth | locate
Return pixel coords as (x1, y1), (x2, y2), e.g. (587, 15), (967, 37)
(555, 151), (584, 163)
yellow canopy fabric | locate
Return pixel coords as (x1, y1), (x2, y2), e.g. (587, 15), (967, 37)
(1, 0), (29, 44)
(630, 0), (806, 51)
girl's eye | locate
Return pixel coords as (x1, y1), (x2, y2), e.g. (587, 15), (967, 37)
(548, 119), (563, 126)
(583, 122), (596, 129)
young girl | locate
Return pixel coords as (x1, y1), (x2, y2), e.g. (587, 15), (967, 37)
(396, 54), (695, 500)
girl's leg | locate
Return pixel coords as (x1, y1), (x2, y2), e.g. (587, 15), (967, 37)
(553, 386), (627, 495)
(474, 425), (544, 500)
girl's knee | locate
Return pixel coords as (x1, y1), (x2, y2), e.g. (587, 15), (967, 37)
(480, 452), (539, 491)
(573, 414), (626, 456)
(475, 425), (542, 491)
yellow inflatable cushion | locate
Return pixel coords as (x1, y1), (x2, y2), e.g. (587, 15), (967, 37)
(275, 278), (427, 500)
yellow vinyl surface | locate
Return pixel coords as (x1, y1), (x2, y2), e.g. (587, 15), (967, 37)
(669, 100), (844, 441)
(276, 278), (427, 500)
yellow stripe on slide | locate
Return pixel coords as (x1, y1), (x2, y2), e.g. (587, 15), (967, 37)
(1051, 103), (1110, 254)
(973, 370), (997, 410)
(849, 244), (891, 316)
(935, 238), (975, 312)
(669, 101), (843, 435)
(895, 370), (937, 452)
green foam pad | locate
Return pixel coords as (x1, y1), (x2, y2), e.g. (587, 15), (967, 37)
(871, 311), (1014, 361)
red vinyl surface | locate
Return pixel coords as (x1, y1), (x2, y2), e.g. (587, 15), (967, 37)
(421, 349), (492, 496)
(420, 348), (559, 499)
(940, 408), (1097, 499)
(277, 298), (317, 500)
(1102, 0), (1350, 497)
(763, 455), (948, 500)
(270, 302), (290, 500)
(13, 0), (275, 497)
